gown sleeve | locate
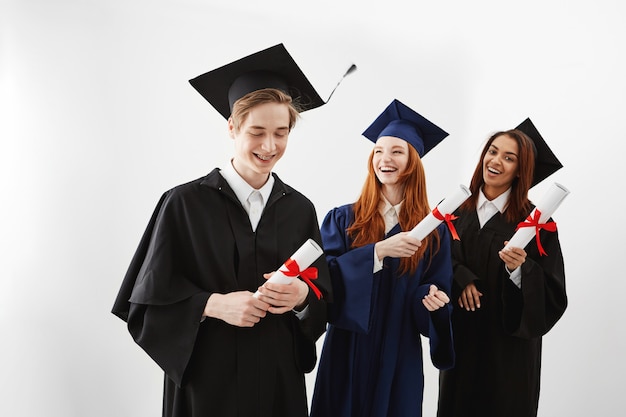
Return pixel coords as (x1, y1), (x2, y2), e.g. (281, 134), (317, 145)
(320, 207), (378, 334)
(111, 190), (211, 387)
(291, 213), (333, 373)
(410, 224), (455, 370)
(502, 222), (567, 338)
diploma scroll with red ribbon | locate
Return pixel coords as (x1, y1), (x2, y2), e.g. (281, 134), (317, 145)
(408, 184), (472, 241)
(504, 182), (570, 256)
(253, 238), (324, 299)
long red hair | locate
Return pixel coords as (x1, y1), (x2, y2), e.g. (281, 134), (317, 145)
(461, 130), (535, 222)
(347, 144), (440, 275)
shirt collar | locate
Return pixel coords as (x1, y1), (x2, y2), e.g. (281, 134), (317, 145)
(379, 194), (403, 233)
(379, 194), (403, 216)
(220, 159), (275, 206)
(477, 187), (511, 213)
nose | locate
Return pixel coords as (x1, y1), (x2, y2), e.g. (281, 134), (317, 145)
(490, 153), (502, 166)
(260, 135), (276, 152)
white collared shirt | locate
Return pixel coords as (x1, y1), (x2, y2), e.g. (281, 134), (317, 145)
(381, 197), (403, 235)
(476, 187), (522, 288)
(220, 159), (274, 231)
(476, 187), (510, 228)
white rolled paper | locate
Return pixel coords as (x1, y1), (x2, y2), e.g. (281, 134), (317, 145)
(408, 184), (472, 240)
(504, 182), (570, 251)
(253, 238), (323, 298)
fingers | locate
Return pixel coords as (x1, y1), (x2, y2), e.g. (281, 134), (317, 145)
(240, 296), (269, 325)
(434, 290), (450, 304)
(458, 284), (483, 312)
(427, 284), (450, 304)
(470, 291), (482, 310)
(461, 289), (475, 311)
(395, 232), (422, 247)
(398, 234), (421, 257)
(250, 296), (271, 312)
(378, 233), (422, 259)
(423, 285), (450, 311)
(267, 305), (293, 315)
(256, 280), (307, 312)
(215, 292), (269, 327)
(257, 283), (291, 305)
(499, 244), (527, 270)
(423, 295), (444, 309)
(238, 308), (266, 327)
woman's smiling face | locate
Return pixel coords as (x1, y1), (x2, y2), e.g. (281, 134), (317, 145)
(482, 133), (519, 199)
(372, 136), (410, 187)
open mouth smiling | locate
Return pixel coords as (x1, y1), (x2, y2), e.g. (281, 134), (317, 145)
(255, 153), (274, 161)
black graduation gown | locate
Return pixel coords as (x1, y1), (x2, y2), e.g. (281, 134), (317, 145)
(112, 169), (332, 417)
(437, 206), (567, 417)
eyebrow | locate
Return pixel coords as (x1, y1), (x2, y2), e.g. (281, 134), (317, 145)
(249, 125), (290, 131)
(489, 144), (518, 157)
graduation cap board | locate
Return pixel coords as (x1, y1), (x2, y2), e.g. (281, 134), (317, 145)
(189, 43), (356, 119)
(362, 99), (449, 157)
(515, 118), (563, 187)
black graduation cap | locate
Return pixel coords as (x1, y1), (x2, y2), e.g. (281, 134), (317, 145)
(189, 43), (351, 119)
(362, 99), (449, 157)
(515, 118), (563, 187)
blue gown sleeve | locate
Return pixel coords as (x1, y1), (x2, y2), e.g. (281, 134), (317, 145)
(320, 207), (378, 334)
(410, 224), (455, 370)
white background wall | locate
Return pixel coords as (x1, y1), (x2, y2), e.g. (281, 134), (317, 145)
(1, 0), (624, 415)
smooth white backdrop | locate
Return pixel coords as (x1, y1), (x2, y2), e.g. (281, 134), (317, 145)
(2, 0), (624, 416)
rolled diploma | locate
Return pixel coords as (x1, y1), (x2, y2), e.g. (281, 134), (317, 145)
(504, 182), (570, 250)
(408, 184), (472, 240)
(253, 238), (323, 298)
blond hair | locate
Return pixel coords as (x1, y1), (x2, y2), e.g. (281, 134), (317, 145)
(230, 88), (300, 132)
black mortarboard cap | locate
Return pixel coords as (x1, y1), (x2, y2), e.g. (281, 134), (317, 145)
(362, 99), (448, 157)
(515, 118), (563, 187)
(189, 44), (326, 119)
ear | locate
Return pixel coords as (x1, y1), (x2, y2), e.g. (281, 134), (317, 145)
(227, 117), (236, 139)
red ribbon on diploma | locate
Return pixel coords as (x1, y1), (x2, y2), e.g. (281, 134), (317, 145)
(280, 258), (322, 300)
(515, 209), (557, 256)
(432, 207), (460, 240)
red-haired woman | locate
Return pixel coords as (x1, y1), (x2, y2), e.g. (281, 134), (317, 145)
(437, 121), (568, 417)
(311, 100), (455, 417)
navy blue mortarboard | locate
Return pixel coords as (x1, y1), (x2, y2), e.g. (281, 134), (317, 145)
(189, 43), (355, 119)
(515, 118), (563, 187)
(362, 99), (449, 157)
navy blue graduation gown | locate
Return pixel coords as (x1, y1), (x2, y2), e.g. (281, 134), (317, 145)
(311, 204), (455, 417)
(112, 169), (332, 417)
(437, 207), (567, 417)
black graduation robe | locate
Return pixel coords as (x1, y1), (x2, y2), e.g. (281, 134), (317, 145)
(437, 206), (567, 417)
(310, 205), (455, 417)
(112, 169), (332, 417)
